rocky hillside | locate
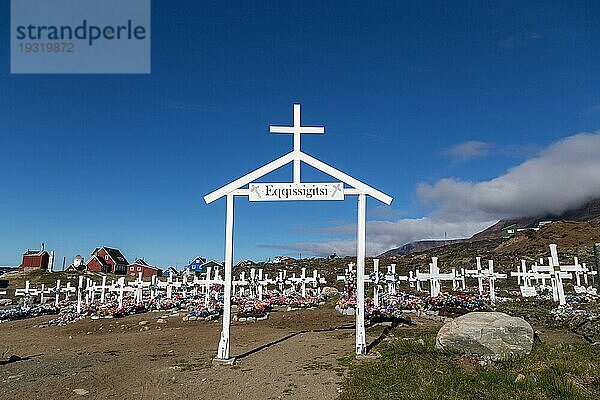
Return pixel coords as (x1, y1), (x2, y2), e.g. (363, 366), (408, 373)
(380, 218), (600, 275)
(471, 198), (600, 241)
(378, 239), (468, 257)
(381, 198), (600, 257)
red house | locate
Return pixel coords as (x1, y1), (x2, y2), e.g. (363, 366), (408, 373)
(127, 259), (162, 277)
(86, 247), (129, 274)
(19, 249), (49, 273)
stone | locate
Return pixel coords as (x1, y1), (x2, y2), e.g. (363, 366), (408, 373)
(322, 286), (339, 297)
(435, 312), (533, 361)
(0, 299), (12, 306)
(515, 374), (526, 383)
(73, 389), (89, 396)
(138, 321), (148, 326)
(157, 318), (167, 324)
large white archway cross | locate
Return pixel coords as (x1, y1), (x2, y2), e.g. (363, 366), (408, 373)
(204, 104), (393, 363)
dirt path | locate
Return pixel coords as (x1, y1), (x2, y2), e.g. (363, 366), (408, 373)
(0, 308), (359, 400)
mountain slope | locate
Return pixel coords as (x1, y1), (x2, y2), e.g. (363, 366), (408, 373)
(379, 198), (600, 257)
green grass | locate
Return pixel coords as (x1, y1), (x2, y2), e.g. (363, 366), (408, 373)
(338, 326), (600, 400)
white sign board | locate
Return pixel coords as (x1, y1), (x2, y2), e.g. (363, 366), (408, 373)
(249, 183), (344, 201)
(520, 286), (538, 297)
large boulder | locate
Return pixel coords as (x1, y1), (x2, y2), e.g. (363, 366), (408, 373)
(435, 312), (533, 360)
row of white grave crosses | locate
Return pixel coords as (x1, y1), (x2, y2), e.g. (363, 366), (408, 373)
(229, 267), (327, 299)
(511, 244), (598, 305)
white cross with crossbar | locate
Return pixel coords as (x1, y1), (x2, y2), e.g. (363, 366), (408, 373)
(269, 104), (324, 182)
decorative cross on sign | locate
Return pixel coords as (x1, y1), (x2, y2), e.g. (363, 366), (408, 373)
(270, 103), (324, 183)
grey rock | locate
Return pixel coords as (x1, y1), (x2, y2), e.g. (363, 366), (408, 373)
(435, 312), (533, 361)
(0, 299), (12, 306)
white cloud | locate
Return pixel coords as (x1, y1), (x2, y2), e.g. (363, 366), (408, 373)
(420, 132), (600, 221)
(263, 131), (600, 257)
(444, 141), (491, 161)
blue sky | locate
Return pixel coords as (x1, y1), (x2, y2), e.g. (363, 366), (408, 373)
(1, 1), (600, 267)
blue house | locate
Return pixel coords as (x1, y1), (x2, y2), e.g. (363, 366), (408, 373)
(162, 266), (178, 277)
(186, 256), (207, 274)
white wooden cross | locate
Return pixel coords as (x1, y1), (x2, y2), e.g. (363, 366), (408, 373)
(297, 268), (309, 298)
(269, 103), (325, 183)
(384, 263), (397, 295)
(336, 263), (355, 291)
(38, 283), (49, 304)
(414, 257), (457, 298)
(15, 280), (41, 302)
(202, 267), (215, 302)
(84, 278), (95, 304)
(157, 272), (175, 299)
(511, 260), (539, 297)
(247, 268), (260, 299)
(533, 262), (571, 305)
(413, 268), (424, 292)
(455, 268), (466, 291)
(52, 279), (62, 305)
(306, 269), (326, 297)
(582, 263), (598, 289)
(286, 272), (303, 295)
(531, 263), (552, 288)
(150, 275), (159, 299)
(275, 270), (287, 293)
(482, 260), (507, 303)
(367, 259), (383, 307)
(256, 269), (271, 301)
(181, 271), (190, 298)
(76, 276), (84, 313)
(464, 257), (485, 294)
(547, 244), (574, 304)
(128, 273), (151, 303)
(94, 276), (112, 303)
(233, 272), (249, 297)
(559, 256), (586, 289)
(112, 277), (136, 308)
(61, 281), (76, 301)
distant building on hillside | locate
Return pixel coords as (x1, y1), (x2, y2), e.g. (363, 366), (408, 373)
(86, 246), (129, 274)
(162, 266), (178, 277)
(235, 259), (255, 267)
(127, 258), (162, 277)
(65, 255), (86, 272)
(501, 224), (518, 238)
(19, 247), (51, 273)
(201, 260), (223, 270)
(273, 256), (296, 265)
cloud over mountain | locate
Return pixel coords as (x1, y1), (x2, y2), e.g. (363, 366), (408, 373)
(419, 132), (600, 221)
(266, 132), (600, 257)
